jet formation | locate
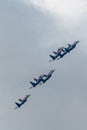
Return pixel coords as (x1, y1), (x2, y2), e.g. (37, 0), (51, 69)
(49, 41), (79, 61)
(15, 41), (79, 108)
(29, 69), (55, 89)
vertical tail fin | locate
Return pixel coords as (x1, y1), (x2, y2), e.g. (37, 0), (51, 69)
(49, 55), (55, 60)
(30, 81), (36, 87)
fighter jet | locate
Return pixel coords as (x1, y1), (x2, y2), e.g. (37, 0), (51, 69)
(15, 94), (31, 109)
(29, 75), (44, 88)
(64, 41), (79, 53)
(42, 69), (55, 83)
(49, 47), (65, 61)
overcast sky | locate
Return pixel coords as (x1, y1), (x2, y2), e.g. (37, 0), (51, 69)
(0, 0), (87, 130)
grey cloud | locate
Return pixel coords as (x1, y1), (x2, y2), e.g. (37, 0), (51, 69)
(0, 0), (87, 130)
